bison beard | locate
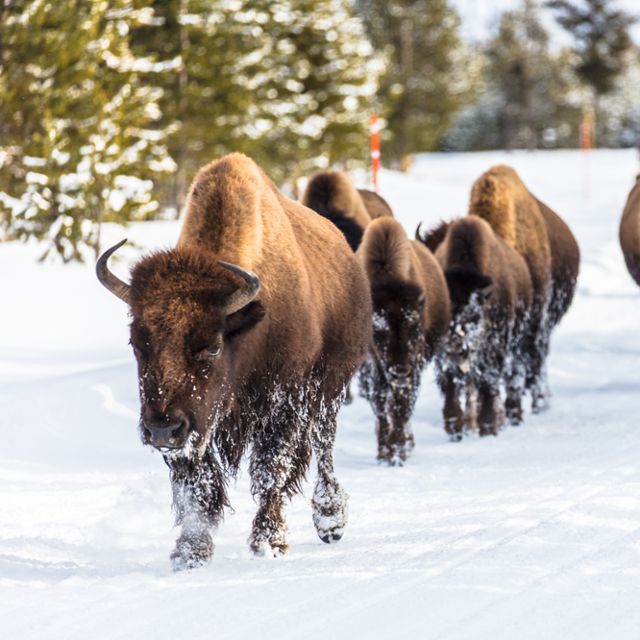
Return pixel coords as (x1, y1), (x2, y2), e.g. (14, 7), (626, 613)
(96, 153), (370, 569)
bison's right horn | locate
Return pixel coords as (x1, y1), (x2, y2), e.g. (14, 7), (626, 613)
(96, 239), (131, 304)
(217, 260), (261, 315)
(415, 222), (424, 241)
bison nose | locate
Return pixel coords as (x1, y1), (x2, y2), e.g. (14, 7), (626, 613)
(143, 411), (190, 451)
(389, 365), (411, 379)
(388, 365), (412, 388)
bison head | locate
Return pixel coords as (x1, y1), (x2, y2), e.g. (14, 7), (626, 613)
(442, 266), (493, 370)
(370, 280), (425, 389)
(97, 240), (265, 455)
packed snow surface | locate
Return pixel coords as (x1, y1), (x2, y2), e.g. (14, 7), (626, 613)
(2, 150), (640, 639)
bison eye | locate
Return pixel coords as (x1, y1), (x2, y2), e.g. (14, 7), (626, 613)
(195, 344), (221, 361)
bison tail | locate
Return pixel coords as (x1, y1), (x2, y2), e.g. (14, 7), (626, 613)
(469, 173), (517, 247)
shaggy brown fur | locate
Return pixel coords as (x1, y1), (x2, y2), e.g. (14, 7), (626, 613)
(469, 165), (578, 412)
(358, 218), (450, 463)
(98, 153), (372, 569)
(427, 217), (532, 438)
(620, 176), (640, 286)
(302, 172), (394, 252)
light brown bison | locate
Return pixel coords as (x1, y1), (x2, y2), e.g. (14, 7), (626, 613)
(358, 218), (450, 463)
(96, 153), (372, 569)
(469, 165), (578, 412)
(419, 217), (532, 438)
(357, 188), (394, 219)
(302, 171), (392, 251)
(620, 176), (640, 286)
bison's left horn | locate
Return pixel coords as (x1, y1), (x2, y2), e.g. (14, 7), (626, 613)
(217, 260), (261, 315)
(96, 239), (131, 304)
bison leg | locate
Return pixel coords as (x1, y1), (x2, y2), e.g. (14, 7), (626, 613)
(477, 384), (503, 437)
(386, 383), (419, 466)
(311, 400), (348, 544)
(525, 309), (552, 413)
(248, 400), (311, 557)
(441, 375), (464, 441)
(372, 384), (393, 463)
(505, 356), (526, 426)
(165, 447), (227, 571)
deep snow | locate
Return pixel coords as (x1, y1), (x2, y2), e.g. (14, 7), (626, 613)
(2, 150), (640, 639)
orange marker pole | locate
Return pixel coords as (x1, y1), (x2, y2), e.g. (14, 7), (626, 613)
(370, 115), (381, 193)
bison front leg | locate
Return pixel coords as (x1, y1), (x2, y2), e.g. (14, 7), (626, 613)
(165, 447), (227, 571)
(505, 355), (526, 426)
(441, 374), (464, 441)
(311, 400), (348, 544)
(372, 385), (393, 463)
(386, 384), (418, 466)
(248, 403), (311, 556)
(477, 384), (504, 437)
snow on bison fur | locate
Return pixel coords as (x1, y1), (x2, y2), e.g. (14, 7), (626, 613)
(469, 165), (579, 413)
(358, 218), (450, 464)
(620, 176), (640, 286)
(419, 217), (532, 439)
(96, 153), (372, 569)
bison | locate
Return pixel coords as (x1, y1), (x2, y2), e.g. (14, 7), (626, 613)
(419, 217), (532, 438)
(358, 218), (450, 463)
(620, 176), (640, 286)
(302, 171), (393, 251)
(469, 165), (578, 412)
(96, 153), (372, 569)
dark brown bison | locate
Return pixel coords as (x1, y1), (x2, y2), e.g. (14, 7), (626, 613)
(96, 153), (372, 569)
(620, 176), (640, 286)
(302, 171), (392, 251)
(469, 165), (578, 412)
(418, 216), (532, 438)
(358, 218), (450, 463)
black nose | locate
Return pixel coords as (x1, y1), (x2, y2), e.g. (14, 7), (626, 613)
(389, 365), (411, 379)
(143, 411), (189, 450)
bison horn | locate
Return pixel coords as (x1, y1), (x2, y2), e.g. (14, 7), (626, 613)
(217, 260), (261, 315)
(415, 222), (424, 241)
(96, 239), (131, 304)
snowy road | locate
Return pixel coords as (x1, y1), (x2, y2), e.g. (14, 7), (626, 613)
(2, 150), (639, 639)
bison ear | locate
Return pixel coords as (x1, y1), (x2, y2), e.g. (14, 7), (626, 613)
(224, 300), (266, 340)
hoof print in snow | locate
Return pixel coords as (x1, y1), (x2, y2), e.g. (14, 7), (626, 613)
(170, 532), (213, 572)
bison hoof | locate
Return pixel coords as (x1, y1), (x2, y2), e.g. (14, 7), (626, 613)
(320, 532), (343, 544)
(170, 531), (213, 571)
(250, 540), (288, 557)
(312, 480), (348, 545)
(449, 433), (463, 442)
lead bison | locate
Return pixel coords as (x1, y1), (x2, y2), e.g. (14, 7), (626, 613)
(358, 217), (450, 463)
(620, 176), (640, 286)
(96, 153), (372, 569)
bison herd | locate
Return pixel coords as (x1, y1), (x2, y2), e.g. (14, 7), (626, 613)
(96, 153), (639, 569)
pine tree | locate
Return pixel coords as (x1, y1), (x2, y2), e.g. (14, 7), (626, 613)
(546, 0), (636, 143)
(355, 0), (468, 164)
(485, 1), (581, 150)
(546, 0), (636, 96)
(133, 0), (382, 207)
(0, 0), (175, 261)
